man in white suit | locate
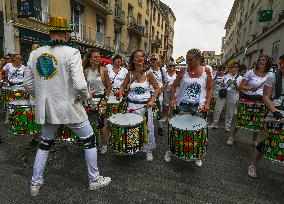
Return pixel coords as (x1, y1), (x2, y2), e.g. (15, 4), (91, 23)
(24, 17), (111, 197)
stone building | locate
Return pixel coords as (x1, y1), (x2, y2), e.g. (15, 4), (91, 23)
(1, 0), (175, 63)
(222, 0), (284, 67)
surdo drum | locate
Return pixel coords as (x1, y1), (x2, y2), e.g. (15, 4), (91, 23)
(168, 115), (208, 161)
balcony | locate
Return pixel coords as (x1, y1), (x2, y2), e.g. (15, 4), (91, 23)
(151, 36), (162, 48)
(96, 32), (112, 49)
(127, 16), (145, 37)
(113, 41), (125, 53)
(70, 24), (96, 43)
(88, 0), (113, 15)
(114, 5), (125, 24)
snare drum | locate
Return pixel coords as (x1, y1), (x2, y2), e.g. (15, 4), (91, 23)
(236, 99), (269, 132)
(1, 86), (29, 110)
(108, 113), (147, 155)
(8, 99), (41, 135)
(55, 122), (98, 148)
(263, 113), (284, 163)
(168, 115), (208, 160)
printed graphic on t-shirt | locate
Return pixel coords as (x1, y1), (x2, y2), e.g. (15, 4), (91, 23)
(134, 87), (146, 95)
(10, 69), (24, 82)
(185, 82), (201, 100)
(36, 53), (58, 80)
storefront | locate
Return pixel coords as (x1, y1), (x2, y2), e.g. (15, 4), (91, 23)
(19, 27), (49, 63)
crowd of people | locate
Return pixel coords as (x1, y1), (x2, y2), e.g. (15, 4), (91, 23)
(0, 16), (283, 197)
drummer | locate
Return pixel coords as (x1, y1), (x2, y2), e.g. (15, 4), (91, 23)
(248, 54), (284, 178)
(228, 55), (273, 146)
(3, 54), (25, 86)
(164, 48), (214, 167)
(118, 49), (160, 161)
(107, 55), (128, 94)
(83, 48), (112, 154)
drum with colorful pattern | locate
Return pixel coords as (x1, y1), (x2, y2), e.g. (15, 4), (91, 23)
(263, 113), (284, 164)
(8, 99), (41, 135)
(108, 113), (146, 155)
(168, 115), (208, 160)
(236, 99), (269, 132)
(55, 122), (99, 148)
(1, 86), (29, 110)
(106, 96), (125, 118)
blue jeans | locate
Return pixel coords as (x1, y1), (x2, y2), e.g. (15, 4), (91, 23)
(177, 102), (199, 115)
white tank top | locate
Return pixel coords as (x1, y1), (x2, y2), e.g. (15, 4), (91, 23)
(166, 72), (176, 91)
(86, 68), (105, 95)
(107, 65), (128, 91)
(127, 72), (151, 102)
(176, 68), (207, 107)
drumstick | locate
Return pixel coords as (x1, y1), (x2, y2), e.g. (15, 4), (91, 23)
(124, 105), (146, 114)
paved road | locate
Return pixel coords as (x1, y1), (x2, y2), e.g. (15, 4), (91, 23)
(0, 111), (283, 204)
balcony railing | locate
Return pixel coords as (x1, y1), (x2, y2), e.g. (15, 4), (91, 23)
(151, 36), (162, 48)
(89, 0), (113, 14)
(127, 16), (145, 36)
(96, 32), (112, 49)
(114, 4), (125, 24)
(26, 6), (49, 23)
(70, 24), (96, 43)
(113, 41), (125, 53)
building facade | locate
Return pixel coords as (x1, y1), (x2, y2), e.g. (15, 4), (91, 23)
(222, 0), (284, 68)
(1, 0), (175, 63)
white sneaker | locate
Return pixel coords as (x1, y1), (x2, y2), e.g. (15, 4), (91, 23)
(208, 123), (218, 129)
(89, 176), (111, 190)
(195, 159), (203, 167)
(248, 165), (257, 178)
(227, 137), (234, 145)
(164, 150), (172, 162)
(224, 126), (231, 132)
(100, 145), (108, 154)
(30, 184), (42, 197)
(146, 151), (153, 162)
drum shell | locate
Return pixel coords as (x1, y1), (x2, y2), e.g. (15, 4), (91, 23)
(0, 86), (29, 110)
(236, 100), (269, 132)
(263, 116), (284, 163)
(8, 99), (41, 135)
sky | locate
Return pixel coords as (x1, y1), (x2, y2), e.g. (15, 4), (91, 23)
(161, 0), (234, 59)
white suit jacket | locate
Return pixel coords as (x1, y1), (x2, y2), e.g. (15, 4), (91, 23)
(23, 45), (89, 124)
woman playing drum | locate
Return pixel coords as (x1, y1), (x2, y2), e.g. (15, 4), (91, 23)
(164, 48), (214, 167)
(83, 48), (112, 154)
(248, 54), (284, 178)
(118, 49), (160, 161)
(227, 55), (273, 146)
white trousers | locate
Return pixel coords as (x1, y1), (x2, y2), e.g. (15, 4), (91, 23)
(128, 102), (156, 152)
(31, 120), (100, 185)
(212, 91), (239, 128)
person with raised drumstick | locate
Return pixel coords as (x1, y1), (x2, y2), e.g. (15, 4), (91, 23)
(83, 48), (112, 154)
(23, 17), (111, 196)
(164, 48), (214, 167)
(248, 54), (284, 178)
(117, 49), (160, 161)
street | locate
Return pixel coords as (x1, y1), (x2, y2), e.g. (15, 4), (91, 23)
(0, 111), (283, 204)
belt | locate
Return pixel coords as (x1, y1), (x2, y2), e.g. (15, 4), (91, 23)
(128, 99), (148, 104)
(179, 102), (199, 107)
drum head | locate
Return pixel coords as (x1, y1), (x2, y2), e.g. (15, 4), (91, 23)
(9, 99), (31, 106)
(169, 115), (207, 131)
(109, 113), (143, 126)
(108, 95), (120, 104)
(12, 85), (24, 91)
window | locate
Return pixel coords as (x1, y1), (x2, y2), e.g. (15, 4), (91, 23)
(32, 0), (49, 23)
(145, 20), (149, 35)
(272, 41), (280, 63)
(71, 3), (85, 38)
(153, 7), (156, 22)
(158, 13), (160, 25)
(137, 13), (142, 25)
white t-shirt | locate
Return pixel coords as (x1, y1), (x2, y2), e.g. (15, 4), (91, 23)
(165, 72), (176, 91)
(264, 73), (284, 107)
(3, 63), (25, 84)
(223, 73), (242, 93)
(214, 75), (224, 94)
(243, 70), (273, 96)
(107, 65), (128, 90)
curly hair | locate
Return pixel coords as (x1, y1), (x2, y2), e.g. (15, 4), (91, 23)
(82, 48), (100, 69)
(112, 55), (123, 64)
(129, 49), (144, 71)
(255, 55), (272, 73)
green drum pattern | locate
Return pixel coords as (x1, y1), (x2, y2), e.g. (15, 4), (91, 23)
(106, 102), (127, 118)
(55, 122), (98, 148)
(236, 102), (268, 131)
(8, 105), (41, 135)
(210, 97), (217, 111)
(169, 127), (207, 160)
(0, 89), (29, 109)
(263, 120), (284, 163)
(109, 123), (145, 155)
(152, 103), (162, 120)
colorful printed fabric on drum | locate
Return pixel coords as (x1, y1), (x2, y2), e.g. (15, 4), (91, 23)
(152, 102), (162, 120)
(8, 105), (41, 135)
(110, 122), (145, 155)
(56, 122), (98, 148)
(36, 53), (58, 80)
(210, 97), (217, 111)
(169, 127), (207, 160)
(236, 102), (268, 131)
(0, 89), (29, 109)
(263, 120), (284, 163)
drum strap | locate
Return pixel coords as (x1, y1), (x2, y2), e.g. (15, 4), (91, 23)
(38, 139), (55, 151)
(127, 99), (148, 104)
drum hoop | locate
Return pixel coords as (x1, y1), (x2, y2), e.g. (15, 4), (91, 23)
(169, 115), (207, 131)
(108, 120), (142, 128)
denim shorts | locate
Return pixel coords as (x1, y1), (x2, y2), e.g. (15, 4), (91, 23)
(177, 102), (199, 115)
